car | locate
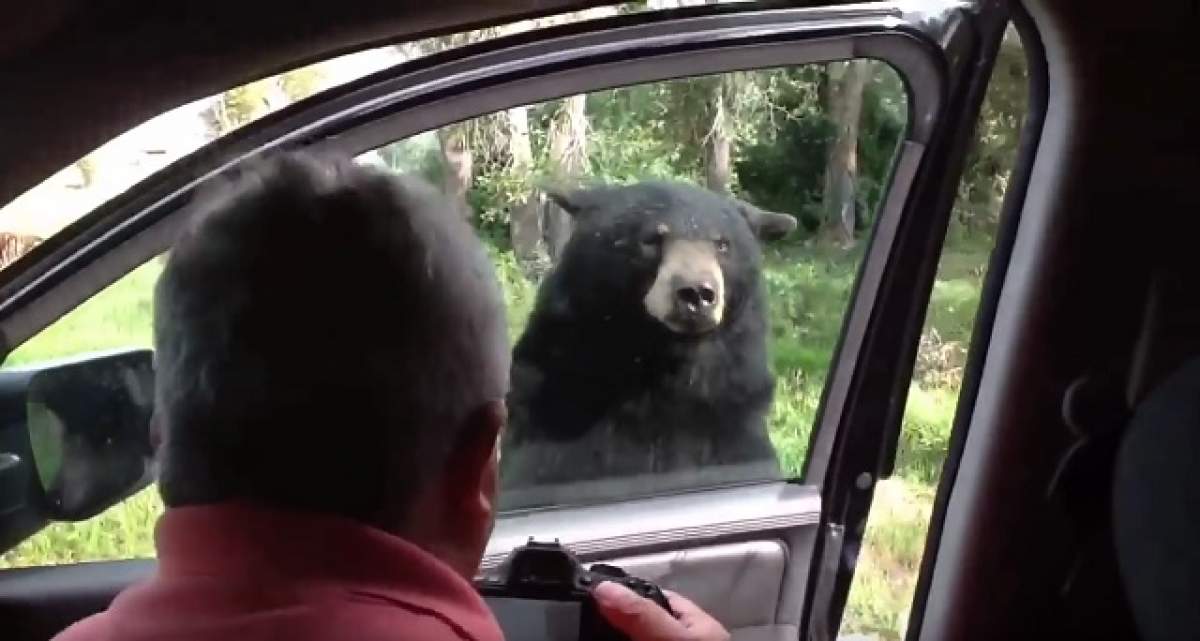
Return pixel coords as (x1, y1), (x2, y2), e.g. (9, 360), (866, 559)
(0, 1), (1194, 640)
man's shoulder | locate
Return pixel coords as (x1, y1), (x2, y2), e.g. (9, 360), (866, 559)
(48, 590), (501, 641)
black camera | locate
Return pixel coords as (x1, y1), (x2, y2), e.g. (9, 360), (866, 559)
(477, 539), (674, 641)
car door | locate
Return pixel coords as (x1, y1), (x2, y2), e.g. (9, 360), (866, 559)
(0, 2), (1010, 640)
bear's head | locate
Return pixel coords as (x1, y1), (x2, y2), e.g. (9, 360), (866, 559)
(548, 181), (796, 336)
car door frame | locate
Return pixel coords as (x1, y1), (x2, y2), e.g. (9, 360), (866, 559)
(0, 2), (1004, 638)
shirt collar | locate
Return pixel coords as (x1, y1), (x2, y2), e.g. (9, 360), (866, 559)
(154, 501), (502, 641)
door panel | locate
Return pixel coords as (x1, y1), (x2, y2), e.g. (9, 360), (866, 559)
(601, 540), (792, 641)
(0, 543), (794, 641)
(484, 484), (819, 571)
(0, 559), (154, 640)
(484, 484), (818, 637)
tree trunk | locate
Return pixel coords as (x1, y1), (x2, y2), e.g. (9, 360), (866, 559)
(438, 122), (474, 219)
(544, 94), (588, 261)
(822, 60), (868, 247)
(700, 0), (731, 194)
(507, 105), (543, 261)
(406, 33), (480, 220)
(704, 76), (733, 194)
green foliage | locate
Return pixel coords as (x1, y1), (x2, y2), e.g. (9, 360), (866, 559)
(893, 385), (959, 484)
(485, 244), (540, 342)
(214, 68), (327, 133)
(279, 68), (326, 103)
(758, 241), (983, 483)
(767, 371), (818, 476)
(735, 63), (907, 233)
(732, 65), (833, 228)
(456, 62), (916, 239)
(376, 132), (443, 182)
(470, 162), (535, 245)
(218, 81), (279, 130)
(582, 85), (700, 184)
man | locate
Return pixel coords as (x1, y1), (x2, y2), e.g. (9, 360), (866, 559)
(54, 152), (728, 641)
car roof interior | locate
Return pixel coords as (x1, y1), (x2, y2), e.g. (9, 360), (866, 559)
(2, 1), (1197, 640)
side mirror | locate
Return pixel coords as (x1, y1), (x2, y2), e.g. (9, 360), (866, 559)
(1, 348), (155, 523)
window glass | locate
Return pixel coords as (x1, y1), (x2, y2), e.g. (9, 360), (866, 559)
(839, 24), (1028, 641)
(365, 61), (909, 510)
(1, 58), (910, 566)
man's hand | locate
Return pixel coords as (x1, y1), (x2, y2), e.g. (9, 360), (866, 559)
(592, 581), (730, 641)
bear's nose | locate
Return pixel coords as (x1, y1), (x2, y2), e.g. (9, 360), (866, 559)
(676, 283), (717, 311)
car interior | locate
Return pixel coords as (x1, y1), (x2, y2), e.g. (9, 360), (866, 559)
(0, 1), (1196, 641)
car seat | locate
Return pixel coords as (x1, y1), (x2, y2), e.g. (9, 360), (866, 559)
(1110, 263), (1200, 641)
(1113, 355), (1200, 641)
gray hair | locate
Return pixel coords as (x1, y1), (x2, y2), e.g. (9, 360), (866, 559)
(154, 152), (509, 523)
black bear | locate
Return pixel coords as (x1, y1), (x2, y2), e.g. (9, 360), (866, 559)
(499, 181), (797, 507)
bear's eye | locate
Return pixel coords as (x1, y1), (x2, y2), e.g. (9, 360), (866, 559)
(642, 226), (667, 249)
(715, 238), (731, 253)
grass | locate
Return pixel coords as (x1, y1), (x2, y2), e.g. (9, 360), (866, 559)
(843, 478), (937, 640)
(0, 490), (162, 569)
(3, 260), (160, 367)
(0, 236), (991, 641)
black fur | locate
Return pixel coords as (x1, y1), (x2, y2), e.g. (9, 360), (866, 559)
(500, 181), (792, 503)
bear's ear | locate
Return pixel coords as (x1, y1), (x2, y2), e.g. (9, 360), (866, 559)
(545, 184), (612, 219)
(736, 200), (798, 242)
(545, 188), (586, 217)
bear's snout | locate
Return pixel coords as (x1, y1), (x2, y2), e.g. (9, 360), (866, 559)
(644, 239), (725, 335)
(675, 278), (718, 311)
(673, 276), (720, 329)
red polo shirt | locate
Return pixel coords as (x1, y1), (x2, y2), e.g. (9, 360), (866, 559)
(53, 502), (504, 641)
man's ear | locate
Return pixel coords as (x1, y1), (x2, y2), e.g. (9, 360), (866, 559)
(445, 400), (506, 501)
(736, 199), (798, 242)
(402, 400), (506, 580)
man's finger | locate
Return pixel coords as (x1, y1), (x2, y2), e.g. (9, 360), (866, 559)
(661, 590), (731, 641)
(662, 590), (704, 618)
(593, 581), (683, 641)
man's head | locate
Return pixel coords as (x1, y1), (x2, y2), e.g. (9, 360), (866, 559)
(154, 152), (509, 576)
